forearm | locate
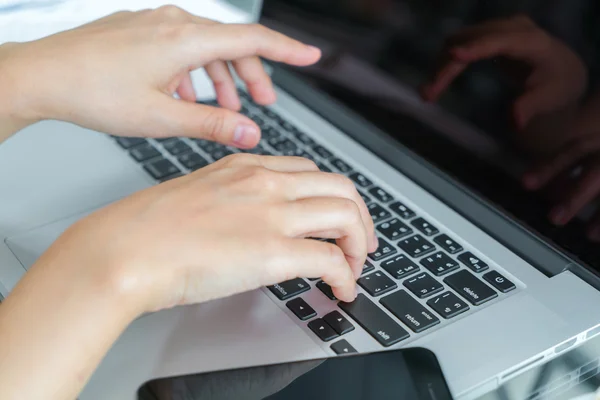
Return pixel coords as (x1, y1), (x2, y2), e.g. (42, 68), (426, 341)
(0, 239), (136, 399)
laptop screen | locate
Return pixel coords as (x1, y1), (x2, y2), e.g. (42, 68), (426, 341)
(259, 0), (600, 272)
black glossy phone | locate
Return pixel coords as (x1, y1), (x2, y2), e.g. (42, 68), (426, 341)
(138, 347), (453, 400)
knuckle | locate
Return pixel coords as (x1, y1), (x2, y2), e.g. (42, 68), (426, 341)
(338, 198), (361, 221)
(156, 4), (186, 19)
(202, 110), (227, 142)
(222, 152), (256, 166)
(324, 242), (346, 266)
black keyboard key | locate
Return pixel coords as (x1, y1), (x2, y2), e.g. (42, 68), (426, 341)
(308, 318), (339, 342)
(420, 252), (460, 276)
(483, 271), (516, 293)
(162, 139), (191, 156)
(130, 143), (160, 162)
(317, 163), (332, 173)
(178, 153), (210, 170)
(330, 158), (352, 173)
(293, 131), (315, 146)
(313, 145), (333, 159)
(116, 137), (145, 149)
(358, 191), (371, 204)
(377, 218), (413, 241)
(368, 203), (392, 223)
(349, 172), (373, 188)
(381, 290), (440, 333)
(368, 238), (397, 261)
(444, 270), (497, 306)
(339, 294), (410, 347)
(381, 255), (420, 280)
(210, 148), (234, 161)
(160, 172), (183, 182)
(434, 234), (463, 254)
(368, 186), (394, 203)
(362, 260), (375, 275)
(261, 127), (281, 141)
(427, 292), (470, 319)
(389, 201), (416, 219)
(194, 139), (220, 153)
(358, 271), (397, 297)
(317, 281), (337, 300)
(262, 107), (277, 119)
(281, 149), (315, 161)
(398, 235), (436, 258)
(457, 252), (489, 273)
(330, 339), (357, 355)
(144, 158), (181, 180)
(268, 278), (310, 300)
(411, 217), (439, 236)
(324, 311), (355, 335)
(250, 114), (267, 127)
(273, 139), (297, 152)
(286, 298), (317, 321)
(404, 272), (444, 299)
(280, 120), (296, 132)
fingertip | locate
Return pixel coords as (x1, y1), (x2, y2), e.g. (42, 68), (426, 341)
(232, 122), (261, 148)
(306, 45), (322, 60)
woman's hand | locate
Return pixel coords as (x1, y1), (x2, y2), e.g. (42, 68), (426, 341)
(0, 6), (321, 147)
(44, 153), (376, 313)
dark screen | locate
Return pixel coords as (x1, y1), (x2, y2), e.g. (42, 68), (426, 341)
(138, 348), (452, 400)
(259, 0), (600, 271)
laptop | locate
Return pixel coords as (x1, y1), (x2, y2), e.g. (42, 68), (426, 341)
(2, 1), (600, 399)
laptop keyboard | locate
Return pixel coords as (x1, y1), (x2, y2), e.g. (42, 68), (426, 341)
(112, 91), (517, 353)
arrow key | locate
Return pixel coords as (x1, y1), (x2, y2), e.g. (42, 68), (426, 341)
(324, 311), (355, 335)
(286, 297), (317, 321)
(331, 339), (357, 355)
(308, 318), (339, 342)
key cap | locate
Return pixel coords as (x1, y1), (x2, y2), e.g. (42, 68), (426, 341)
(483, 271), (516, 293)
(368, 238), (397, 261)
(262, 107), (277, 120)
(268, 278), (310, 300)
(331, 339), (357, 355)
(308, 319), (339, 342)
(317, 163), (332, 173)
(389, 201), (416, 219)
(160, 172), (183, 182)
(349, 172), (373, 188)
(368, 203), (392, 223)
(280, 120), (296, 132)
(293, 131), (315, 146)
(210, 148), (234, 161)
(358, 190), (371, 204)
(420, 252), (460, 276)
(144, 158), (181, 180)
(403, 272), (444, 299)
(317, 281), (337, 300)
(369, 186), (394, 203)
(434, 234), (463, 254)
(312, 145), (333, 159)
(444, 270), (497, 306)
(273, 139), (298, 152)
(377, 218), (413, 241)
(194, 139), (220, 153)
(380, 255), (420, 280)
(362, 260), (375, 275)
(286, 298), (317, 321)
(261, 127), (281, 141)
(411, 217), (439, 236)
(427, 292), (469, 319)
(330, 158), (352, 173)
(381, 290), (440, 333)
(178, 153), (210, 170)
(339, 294), (410, 347)
(281, 149), (316, 161)
(358, 271), (397, 297)
(130, 143), (160, 162)
(457, 252), (489, 273)
(324, 311), (355, 335)
(398, 235), (435, 258)
(162, 139), (191, 156)
(116, 137), (145, 149)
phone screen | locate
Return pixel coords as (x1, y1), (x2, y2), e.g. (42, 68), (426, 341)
(138, 347), (453, 400)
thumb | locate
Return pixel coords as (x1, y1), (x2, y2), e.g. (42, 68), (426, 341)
(154, 95), (261, 148)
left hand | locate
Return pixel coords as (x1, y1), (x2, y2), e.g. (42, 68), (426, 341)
(523, 132), (600, 240)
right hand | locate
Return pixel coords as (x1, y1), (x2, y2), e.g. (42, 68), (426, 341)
(421, 15), (587, 130)
(37, 154), (377, 317)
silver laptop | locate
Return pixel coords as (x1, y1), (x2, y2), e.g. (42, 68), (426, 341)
(2, 1), (600, 399)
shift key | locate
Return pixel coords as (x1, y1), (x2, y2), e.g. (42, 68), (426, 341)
(339, 294), (409, 347)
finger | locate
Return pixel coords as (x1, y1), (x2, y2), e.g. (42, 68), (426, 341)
(266, 239), (357, 302)
(278, 197), (368, 281)
(451, 31), (548, 64)
(182, 24), (321, 68)
(548, 166), (600, 226)
(217, 154), (320, 172)
(175, 71), (197, 102)
(151, 95), (260, 147)
(422, 61), (468, 102)
(232, 56), (276, 105)
(280, 171), (377, 252)
(204, 61), (241, 111)
(523, 136), (600, 190)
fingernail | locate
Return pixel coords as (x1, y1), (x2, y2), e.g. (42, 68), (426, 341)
(307, 45), (321, 53)
(550, 207), (566, 225)
(353, 285), (359, 299)
(233, 124), (259, 148)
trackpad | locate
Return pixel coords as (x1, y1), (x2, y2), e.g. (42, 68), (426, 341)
(6, 211), (91, 270)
